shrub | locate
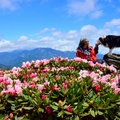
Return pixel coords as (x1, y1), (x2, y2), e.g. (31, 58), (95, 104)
(0, 57), (120, 120)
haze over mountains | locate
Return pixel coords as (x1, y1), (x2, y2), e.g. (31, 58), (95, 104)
(0, 48), (104, 69)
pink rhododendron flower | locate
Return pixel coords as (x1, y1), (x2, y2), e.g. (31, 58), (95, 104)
(107, 65), (117, 73)
(79, 70), (89, 78)
(23, 74), (27, 79)
(32, 69), (35, 73)
(110, 82), (117, 89)
(118, 74), (120, 79)
(52, 85), (60, 91)
(38, 84), (44, 91)
(0, 71), (3, 76)
(22, 61), (31, 68)
(13, 71), (19, 77)
(41, 95), (46, 100)
(66, 107), (72, 113)
(56, 75), (60, 81)
(29, 81), (36, 89)
(23, 80), (29, 87)
(65, 79), (69, 84)
(114, 87), (120, 94)
(14, 84), (23, 94)
(95, 84), (100, 92)
(42, 59), (50, 65)
(27, 69), (31, 74)
(112, 76), (119, 84)
(99, 67), (103, 71)
(33, 60), (41, 68)
(30, 73), (37, 78)
(44, 80), (50, 85)
(1, 89), (7, 95)
(4, 116), (9, 120)
(88, 61), (95, 67)
(45, 107), (52, 114)
(62, 83), (68, 89)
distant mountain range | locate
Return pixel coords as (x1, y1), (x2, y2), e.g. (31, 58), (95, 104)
(0, 48), (104, 69)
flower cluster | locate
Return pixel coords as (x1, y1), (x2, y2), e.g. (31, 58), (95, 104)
(0, 57), (120, 120)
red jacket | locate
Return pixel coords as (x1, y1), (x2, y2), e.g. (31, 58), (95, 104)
(76, 46), (98, 61)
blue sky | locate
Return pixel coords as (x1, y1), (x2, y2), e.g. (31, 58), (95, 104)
(0, 0), (120, 54)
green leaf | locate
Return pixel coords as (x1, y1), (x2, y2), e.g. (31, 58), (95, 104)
(62, 99), (66, 106)
(17, 99), (23, 102)
(44, 98), (49, 104)
(64, 111), (72, 115)
(82, 102), (89, 109)
(7, 100), (15, 104)
(11, 105), (16, 110)
(50, 104), (58, 110)
(116, 102), (120, 105)
(98, 111), (103, 115)
(0, 104), (5, 110)
(38, 108), (44, 112)
(0, 114), (4, 120)
(58, 110), (64, 117)
(89, 109), (95, 117)
(16, 116), (24, 120)
(23, 107), (34, 110)
(74, 116), (80, 120)
(53, 102), (58, 106)
(117, 112), (120, 117)
(21, 102), (29, 105)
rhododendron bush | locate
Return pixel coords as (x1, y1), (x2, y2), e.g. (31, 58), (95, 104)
(0, 57), (120, 120)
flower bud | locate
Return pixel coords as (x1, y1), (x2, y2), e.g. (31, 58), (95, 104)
(9, 113), (13, 119)
(26, 113), (28, 117)
(89, 100), (93, 105)
(31, 94), (35, 98)
(19, 108), (23, 113)
(58, 100), (63, 106)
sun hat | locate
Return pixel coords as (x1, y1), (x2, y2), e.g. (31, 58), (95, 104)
(79, 38), (89, 47)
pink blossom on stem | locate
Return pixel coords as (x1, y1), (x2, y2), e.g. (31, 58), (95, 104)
(41, 95), (46, 100)
(114, 87), (120, 94)
(95, 84), (100, 92)
(38, 84), (44, 91)
(22, 61), (31, 68)
(66, 107), (72, 113)
(45, 107), (52, 114)
(62, 83), (68, 89)
(44, 80), (50, 85)
(29, 81), (36, 89)
(30, 73), (37, 78)
(4, 116), (9, 120)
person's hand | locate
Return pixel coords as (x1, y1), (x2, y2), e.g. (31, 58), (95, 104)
(95, 42), (101, 46)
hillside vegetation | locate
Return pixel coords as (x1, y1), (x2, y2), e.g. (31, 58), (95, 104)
(0, 57), (120, 120)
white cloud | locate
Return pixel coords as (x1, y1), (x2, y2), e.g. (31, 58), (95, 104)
(67, 0), (96, 16)
(38, 28), (56, 35)
(117, 26), (120, 29)
(39, 28), (49, 33)
(104, 18), (120, 28)
(0, 18), (120, 54)
(80, 25), (97, 37)
(0, 40), (15, 52)
(90, 10), (103, 19)
(0, 0), (31, 10)
(52, 31), (63, 38)
(40, 37), (54, 42)
(18, 36), (28, 42)
(66, 30), (78, 40)
(0, 0), (16, 10)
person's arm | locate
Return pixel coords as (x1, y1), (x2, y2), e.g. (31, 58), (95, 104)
(94, 43), (100, 54)
(76, 51), (80, 57)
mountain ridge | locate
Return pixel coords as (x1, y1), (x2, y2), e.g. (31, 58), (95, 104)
(0, 47), (104, 69)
